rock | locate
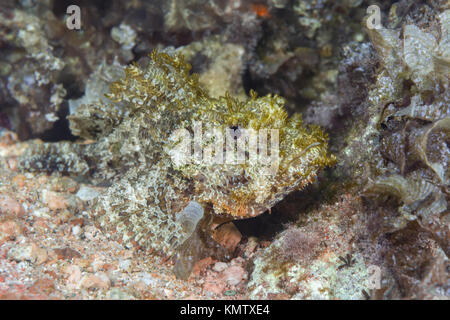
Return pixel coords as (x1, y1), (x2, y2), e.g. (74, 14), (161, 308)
(72, 258), (92, 270)
(32, 208), (51, 219)
(0, 195), (25, 218)
(76, 186), (101, 201)
(230, 257), (245, 266)
(212, 222), (242, 252)
(243, 236), (259, 258)
(118, 259), (132, 272)
(180, 40), (247, 99)
(29, 278), (55, 296)
(266, 293), (291, 300)
(203, 278), (226, 295)
(107, 288), (134, 300)
(7, 244), (33, 262)
(222, 265), (247, 286)
(65, 265), (82, 290)
(80, 273), (111, 290)
(71, 225), (81, 236)
(69, 218), (85, 227)
(41, 190), (68, 211)
(7, 243), (48, 264)
(201, 258), (247, 294)
(163, 288), (174, 299)
(101, 263), (117, 272)
(190, 257), (215, 277)
(0, 130), (18, 147)
(34, 247), (48, 265)
(91, 258), (105, 272)
(83, 225), (103, 241)
(111, 23), (137, 50)
(50, 176), (79, 193)
(11, 174), (26, 188)
(31, 217), (53, 235)
(53, 247), (82, 260)
(0, 219), (21, 244)
(212, 262), (228, 273)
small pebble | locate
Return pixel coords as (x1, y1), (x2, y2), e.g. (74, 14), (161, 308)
(213, 262), (228, 272)
(76, 186), (101, 201)
(41, 190), (68, 211)
(7, 243), (47, 265)
(222, 265), (247, 286)
(72, 225), (81, 236)
(65, 265), (82, 290)
(0, 196), (25, 218)
(53, 247), (82, 260)
(80, 273), (111, 290)
(0, 219), (21, 244)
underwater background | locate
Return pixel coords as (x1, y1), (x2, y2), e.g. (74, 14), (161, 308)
(0, 0), (448, 300)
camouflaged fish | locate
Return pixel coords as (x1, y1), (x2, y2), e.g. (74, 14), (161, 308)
(19, 49), (335, 278)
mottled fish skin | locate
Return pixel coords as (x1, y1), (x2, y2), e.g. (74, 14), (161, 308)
(19, 49), (335, 261)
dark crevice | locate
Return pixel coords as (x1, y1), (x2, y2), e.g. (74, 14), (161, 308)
(242, 67), (253, 96)
(234, 170), (339, 240)
(39, 103), (77, 142)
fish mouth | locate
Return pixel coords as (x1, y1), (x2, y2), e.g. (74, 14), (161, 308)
(206, 196), (272, 219)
